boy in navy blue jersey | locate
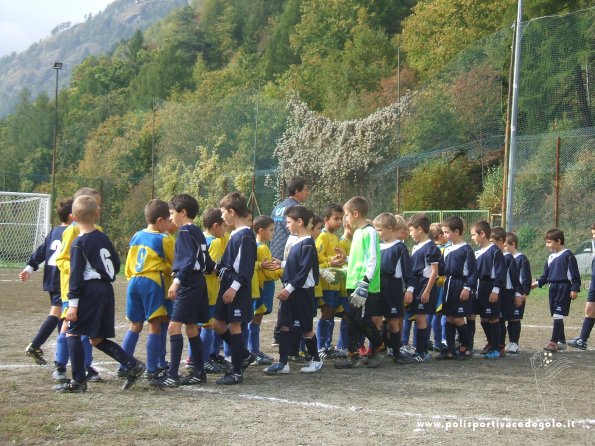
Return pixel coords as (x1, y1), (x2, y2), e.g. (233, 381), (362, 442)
(213, 192), (258, 385)
(20, 198), (73, 366)
(55, 195), (145, 393)
(407, 214), (441, 362)
(470, 221), (506, 359)
(503, 232), (531, 353)
(437, 216), (477, 360)
(152, 194), (214, 388)
(264, 206), (322, 375)
(568, 223), (595, 350)
(533, 228), (581, 352)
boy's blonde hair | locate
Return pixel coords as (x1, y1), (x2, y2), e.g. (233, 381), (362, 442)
(373, 212), (397, 229)
(429, 222), (443, 240)
(394, 214), (408, 232)
(74, 187), (100, 199)
(72, 195), (97, 223)
(343, 196), (369, 217)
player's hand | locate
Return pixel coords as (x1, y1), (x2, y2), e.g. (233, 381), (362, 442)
(18, 270), (30, 282)
(261, 259), (277, 270)
(168, 282), (179, 300)
(66, 307), (78, 322)
(348, 293), (366, 309)
(222, 287), (237, 304)
(329, 255), (344, 267)
(320, 269), (337, 284)
(421, 290), (430, 304)
(531, 281), (538, 289)
(460, 288), (470, 301)
(353, 281), (369, 299)
(277, 289), (290, 301)
(404, 291), (413, 305)
(570, 291), (578, 300)
(489, 292), (498, 304)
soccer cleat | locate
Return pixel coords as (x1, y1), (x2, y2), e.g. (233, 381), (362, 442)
(568, 338), (587, 350)
(85, 366), (103, 382)
(241, 351), (257, 371)
(318, 349), (330, 360)
(543, 341), (558, 352)
(151, 373), (180, 388)
(334, 348), (348, 359)
(264, 362), (290, 375)
(505, 342), (520, 354)
(556, 342), (567, 351)
(204, 359), (222, 374)
(253, 351), (274, 365)
(300, 360), (324, 374)
(399, 345), (415, 357)
(482, 350), (500, 359)
(333, 355), (360, 369)
(52, 362), (67, 383)
(53, 379), (87, 393)
(25, 344), (46, 365)
(216, 370), (243, 385)
(211, 354), (232, 370)
(180, 370), (207, 385)
(408, 353), (432, 363)
(116, 367), (128, 379)
(435, 351), (456, 361)
(122, 361), (146, 390)
(367, 349), (387, 368)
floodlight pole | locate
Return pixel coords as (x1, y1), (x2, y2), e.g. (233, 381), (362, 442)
(505, 0), (523, 231)
(51, 62), (63, 221)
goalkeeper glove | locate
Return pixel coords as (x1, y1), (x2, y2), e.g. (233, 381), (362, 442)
(320, 268), (337, 284)
(349, 280), (369, 308)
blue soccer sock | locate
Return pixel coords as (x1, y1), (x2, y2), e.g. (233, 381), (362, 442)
(81, 335), (93, 368)
(200, 328), (214, 362)
(579, 317), (594, 342)
(159, 322), (168, 367)
(279, 331), (291, 364)
(188, 335), (204, 374)
(327, 319), (335, 349)
(95, 338), (136, 369)
(122, 330), (140, 359)
(31, 315), (60, 349)
(55, 332), (68, 366)
(316, 319), (327, 350)
(433, 314), (443, 346)
(212, 333), (223, 357)
(337, 318), (348, 350)
(168, 334), (183, 378)
(230, 333), (245, 374)
(248, 322), (260, 353)
(67, 336), (86, 383)
(402, 318), (412, 345)
(146, 333), (160, 373)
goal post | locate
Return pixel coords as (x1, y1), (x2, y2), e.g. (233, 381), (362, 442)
(0, 192), (51, 268)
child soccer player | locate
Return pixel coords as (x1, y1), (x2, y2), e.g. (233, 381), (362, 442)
(470, 221), (505, 359)
(20, 198), (73, 366)
(408, 214), (441, 362)
(532, 228), (581, 352)
(212, 192), (257, 385)
(316, 204), (346, 358)
(334, 197), (385, 369)
(250, 216), (283, 365)
(152, 194), (214, 387)
(118, 200), (174, 381)
(55, 195), (145, 392)
(373, 213), (413, 363)
(438, 216), (477, 360)
(264, 206), (322, 375)
(568, 223), (595, 350)
(429, 222), (448, 352)
(335, 216), (353, 356)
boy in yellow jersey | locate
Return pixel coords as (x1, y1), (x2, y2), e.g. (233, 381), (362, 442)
(315, 204), (346, 358)
(117, 200), (174, 381)
(249, 216), (283, 365)
(55, 187), (103, 382)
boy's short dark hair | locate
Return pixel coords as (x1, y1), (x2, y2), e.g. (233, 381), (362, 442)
(343, 196), (369, 217)
(506, 232), (519, 248)
(312, 214), (324, 228)
(219, 192), (250, 218)
(202, 208), (224, 230)
(323, 203), (343, 219)
(491, 226), (506, 242)
(408, 214), (430, 233)
(285, 205), (312, 227)
(74, 187), (100, 199)
(169, 193), (199, 219)
(144, 199), (170, 224)
(253, 215), (274, 233)
(287, 177), (307, 196)
(442, 216), (464, 234)
(472, 220), (491, 238)
(545, 228), (565, 245)
(57, 198), (73, 224)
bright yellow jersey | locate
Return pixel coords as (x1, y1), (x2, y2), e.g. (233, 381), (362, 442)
(316, 229), (341, 291)
(338, 237), (351, 297)
(55, 222), (102, 303)
(205, 232), (230, 306)
(255, 242), (283, 289)
(125, 229), (174, 285)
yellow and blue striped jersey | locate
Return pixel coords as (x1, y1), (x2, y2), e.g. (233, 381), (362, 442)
(316, 229), (341, 291)
(256, 242), (283, 289)
(125, 229), (174, 285)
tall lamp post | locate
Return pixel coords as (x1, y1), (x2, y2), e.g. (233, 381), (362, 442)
(51, 62), (63, 219)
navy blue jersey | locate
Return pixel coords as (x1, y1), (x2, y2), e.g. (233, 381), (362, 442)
(475, 244), (506, 291)
(270, 196), (300, 260)
(410, 239), (441, 278)
(282, 236), (319, 292)
(440, 242), (477, 289)
(217, 227), (257, 291)
(513, 252), (532, 295)
(26, 225), (67, 293)
(380, 240), (414, 287)
(68, 230), (120, 302)
(536, 249), (581, 292)
(173, 224), (215, 285)
(503, 252), (522, 295)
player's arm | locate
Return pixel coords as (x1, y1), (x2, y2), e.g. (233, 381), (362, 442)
(124, 246), (135, 281)
(462, 247), (477, 300)
(230, 234), (257, 291)
(363, 227), (379, 283)
(19, 240), (46, 281)
(490, 249), (505, 303)
(55, 225), (75, 274)
(519, 257), (532, 296)
(568, 254), (581, 297)
(533, 261), (549, 288)
(284, 243), (316, 293)
(163, 235), (175, 277)
(316, 233), (332, 269)
(260, 245), (283, 280)
(172, 228), (197, 286)
(423, 245), (441, 297)
(105, 237), (121, 280)
(401, 247), (415, 304)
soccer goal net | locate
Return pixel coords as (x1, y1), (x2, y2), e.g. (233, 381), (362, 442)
(0, 192), (51, 268)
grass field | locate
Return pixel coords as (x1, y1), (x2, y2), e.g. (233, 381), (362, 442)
(0, 268), (593, 445)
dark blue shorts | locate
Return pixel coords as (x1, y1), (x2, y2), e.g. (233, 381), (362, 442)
(412, 276), (437, 315)
(381, 276), (403, 318)
(49, 291), (62, 306)
(67, 280), (115, 339)
(214, 280), (253, 324)
(548, 282), (572, 316)
(499, 289), (515, 321)
(277, 287), (316, 333)
(171, 274), (209, 324)
(442, 277), (471, 317)
(477, 280), (500, 319)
